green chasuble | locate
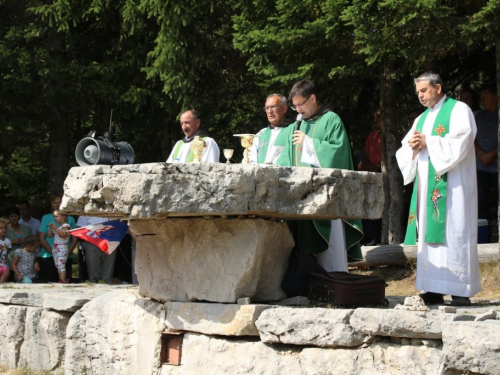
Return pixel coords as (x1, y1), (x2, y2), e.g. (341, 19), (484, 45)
(276, 106), (363, 262)
(256, 124), (294, 164)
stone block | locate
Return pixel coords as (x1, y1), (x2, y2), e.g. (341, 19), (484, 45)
(42, 293), (91, 312)
(61, 163), (384, 220)
(0, 305), (27, 367)
(350, 308), (467, 339)
(474, 309), (497, 321)
(0, 304), (69, 372)
(255, 307), (366, 347)
(159, 333), (442, 375)
(64, 289), (165, 375)
(165, 301), (271, 336)
(438, 306), (457, 314)
(133, 218), (293, 303)
(442, 320), (500, 375)
(18, 308), (71, 371)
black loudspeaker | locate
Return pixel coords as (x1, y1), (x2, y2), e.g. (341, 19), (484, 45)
(75, 132), (135, 166)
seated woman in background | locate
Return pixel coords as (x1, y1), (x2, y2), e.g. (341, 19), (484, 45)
(6, 206), (32, 272)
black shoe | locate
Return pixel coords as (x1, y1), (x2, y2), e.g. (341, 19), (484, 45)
(449, 296), (471, 306)
(419, 292), (444, 305)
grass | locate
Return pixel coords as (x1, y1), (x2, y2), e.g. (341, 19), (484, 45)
(0, 365), (61, 375)
(351, 261), (500, 300)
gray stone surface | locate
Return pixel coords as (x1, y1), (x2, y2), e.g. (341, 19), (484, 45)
(0, 286), (498, 375)
(0, 283), (135, 312)
(350, 308), (475, 339)
(165, 301), (271, 336)
(133, 218), (293, 303)
(61, 163), (384, 220)
(256, 307), (366, 347)
(64, 289), (165, 375)
(0, 304), (70, 372)
(442, 321), (500, 375)
(159, 333), (442, 375)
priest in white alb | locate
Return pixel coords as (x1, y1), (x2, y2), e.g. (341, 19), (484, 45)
(166, 109), (220, 163)
(396, 72), (481, 306)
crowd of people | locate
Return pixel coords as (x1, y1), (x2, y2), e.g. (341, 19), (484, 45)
(0, 196), (136, 284)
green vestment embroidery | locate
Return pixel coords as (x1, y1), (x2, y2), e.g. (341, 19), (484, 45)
(404, 97), (457, 245)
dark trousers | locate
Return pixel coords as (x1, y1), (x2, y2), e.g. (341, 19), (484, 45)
(37, 256), (74, 283)
(477, 170), (498, 220)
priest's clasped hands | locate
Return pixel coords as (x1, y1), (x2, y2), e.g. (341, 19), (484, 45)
(409, 130), (426, 158)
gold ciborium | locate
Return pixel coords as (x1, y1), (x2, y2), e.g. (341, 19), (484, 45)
(190, 136), (206, 163)
(234, 134), (255, 164)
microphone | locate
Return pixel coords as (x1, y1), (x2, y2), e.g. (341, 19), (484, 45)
(296, 114), (303, 131)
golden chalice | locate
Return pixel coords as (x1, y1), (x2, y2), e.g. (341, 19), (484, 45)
(190, 136), (206, 163)
(234, 134), (255, 164)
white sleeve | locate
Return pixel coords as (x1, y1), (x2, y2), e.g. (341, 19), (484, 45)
(396, 126), (418, 185)
(203, 138), (221, 163)
(166, 141), (180, 163)
(300, 135), (320, 167)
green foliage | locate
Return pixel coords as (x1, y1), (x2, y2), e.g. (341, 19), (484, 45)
(461, 0), (500, 48)
(0, 0), (498, 217)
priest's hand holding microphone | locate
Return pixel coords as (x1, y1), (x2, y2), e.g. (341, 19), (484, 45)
(292, 114), (304, 145)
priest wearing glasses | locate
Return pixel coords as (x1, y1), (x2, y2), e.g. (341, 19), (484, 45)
(277, 80), (363, 271)
(246, 93), (293, 165)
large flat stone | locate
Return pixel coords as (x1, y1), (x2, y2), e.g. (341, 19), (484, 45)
(165, 301), (271, 336)
(350, 308), (475, 339)
(0, 283), (136, 312)
(442, 321), (500, 375)
(132, 218), (293, 303)
(255, 307), (366, 347)
(61, 163), (384, 220)
(159, 333), (442, 375)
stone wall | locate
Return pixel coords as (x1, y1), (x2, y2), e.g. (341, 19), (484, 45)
(1, 286), (499, 375)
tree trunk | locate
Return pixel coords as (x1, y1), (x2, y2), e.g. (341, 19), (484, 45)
(497, 35), (500, 251)
(47, 27), (70, 195)
(350, 243), (499, 267)
(380, 62), (405, 244)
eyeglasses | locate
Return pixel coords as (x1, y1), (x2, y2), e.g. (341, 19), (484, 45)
(263, 104), (284, 112)
(291, 95), (311, 111)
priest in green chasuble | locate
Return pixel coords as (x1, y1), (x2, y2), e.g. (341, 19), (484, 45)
(396, 72), (481, 306)
(277, 80), (363, 271)
(245, 93), (293, 165)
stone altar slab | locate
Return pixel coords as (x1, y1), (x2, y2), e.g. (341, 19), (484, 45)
(61, 163), (384, 220)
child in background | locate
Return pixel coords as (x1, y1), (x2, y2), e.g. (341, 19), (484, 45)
(12, 235), (40, 283)
(48, 210), (71, 283)
(0, 218), (11, 283)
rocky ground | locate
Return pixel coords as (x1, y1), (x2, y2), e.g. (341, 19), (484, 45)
(352, 260), (500, 306)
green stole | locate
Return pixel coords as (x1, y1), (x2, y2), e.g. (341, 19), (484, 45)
(404, 97), (457, 245)
(172, 137), (207, 163)
(256, 125), (291, 163)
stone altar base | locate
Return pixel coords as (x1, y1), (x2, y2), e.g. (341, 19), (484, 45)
(131, 218), (294, 303)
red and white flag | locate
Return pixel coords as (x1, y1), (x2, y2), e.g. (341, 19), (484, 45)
(69, 220), (128, 254)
